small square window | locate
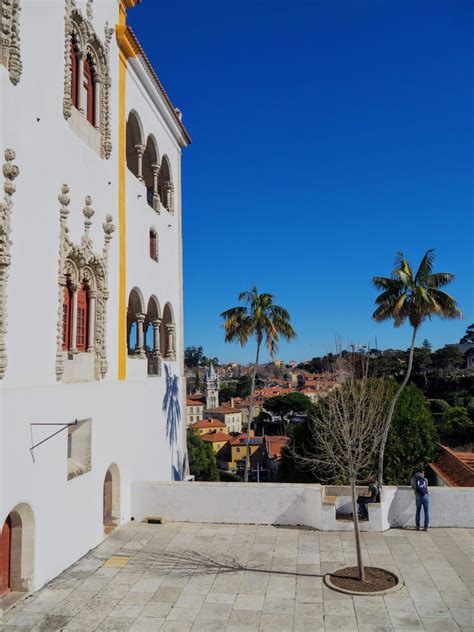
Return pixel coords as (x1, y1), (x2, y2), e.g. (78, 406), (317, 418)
(67, 419), (92, 480)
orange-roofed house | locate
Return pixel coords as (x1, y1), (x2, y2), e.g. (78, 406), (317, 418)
(200, 432), (233, 466)
(204, 405), (243, 434)
(429, 445), (474, 487)
(192, 418), (227, 436)
(228, 434), (264, 472)
(265, 435), (289, 480)
(186, 398), (205, 427)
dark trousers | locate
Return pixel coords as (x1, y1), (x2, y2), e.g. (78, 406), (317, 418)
(358, 496), (374, 519)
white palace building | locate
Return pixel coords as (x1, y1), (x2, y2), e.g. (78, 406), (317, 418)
(0, 0), (190, 600)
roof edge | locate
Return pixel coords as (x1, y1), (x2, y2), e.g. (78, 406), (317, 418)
(116, 25), (191, 146)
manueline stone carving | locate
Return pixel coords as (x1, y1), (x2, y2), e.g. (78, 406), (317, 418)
(63, 0), (113, 159)
(1, 0), (22, 85)
(0, 149), (19, 379)
(55, 185), (114, 381)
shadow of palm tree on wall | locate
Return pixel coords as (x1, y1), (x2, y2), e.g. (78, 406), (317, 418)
(163, 363), (181, 448)
(172, 449), (183, 481)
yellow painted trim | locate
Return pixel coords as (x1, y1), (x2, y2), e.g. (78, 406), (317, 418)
(116, 0), (141, 380)
(117, 47), (127, 380)
(116, 25), (139, 59)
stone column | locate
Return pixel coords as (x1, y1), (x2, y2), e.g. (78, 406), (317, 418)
(70, 285), (78, 352)
(77, 53), (85, 113)
(93, 77), (101, 129)
(152, 163), (161, 211)
(152, 318), (161, 355)
(135, 313), (146, 357)
(87, 291), (96, 352)
(165, 323), (175, 359)
(135, 144), (145, 182)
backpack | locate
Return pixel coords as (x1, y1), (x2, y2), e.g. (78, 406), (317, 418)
(415, 477), (428, 496)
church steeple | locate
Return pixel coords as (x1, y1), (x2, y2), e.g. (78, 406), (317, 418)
(205, 361), (220, 409)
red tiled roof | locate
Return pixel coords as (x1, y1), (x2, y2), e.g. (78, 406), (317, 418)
(206, 406), (241, 414)
(265, 435), (290, 460)
(200, 432), (232, 443)
(231, 434), (264, 446)
(192, 419), (226, 430)
(186, 398), (205, 407)
(429, 445), (474, 487)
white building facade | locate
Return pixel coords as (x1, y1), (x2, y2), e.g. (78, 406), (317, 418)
(0, 0), (190, 596)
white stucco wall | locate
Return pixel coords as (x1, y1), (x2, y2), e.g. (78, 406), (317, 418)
(1, 0), (187, 591)
(130, 482), (474, 532)
(131, 481), (322, 529)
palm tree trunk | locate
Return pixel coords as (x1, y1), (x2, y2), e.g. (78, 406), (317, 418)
(377, 326), (418, 484)
(244, 339), (261, 482)
(350, 478), (365, 582)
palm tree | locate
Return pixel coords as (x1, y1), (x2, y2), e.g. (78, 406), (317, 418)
(373, 249), (462, 483)
(221, 287), (296, 482)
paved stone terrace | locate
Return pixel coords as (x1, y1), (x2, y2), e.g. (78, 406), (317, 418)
(1, 522), (472, 631)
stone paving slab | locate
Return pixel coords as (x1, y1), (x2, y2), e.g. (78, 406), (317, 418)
(0, 522), (472, 631)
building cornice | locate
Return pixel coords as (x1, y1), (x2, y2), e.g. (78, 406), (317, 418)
(115, 25), (191, 147)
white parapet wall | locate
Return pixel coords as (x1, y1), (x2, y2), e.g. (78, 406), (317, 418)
(131, 481), (474, 531)
(131, 481), (322, 529)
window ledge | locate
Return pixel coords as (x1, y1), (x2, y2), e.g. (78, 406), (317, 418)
(62, 351), (96, 383)
(68, 107), (101, 156)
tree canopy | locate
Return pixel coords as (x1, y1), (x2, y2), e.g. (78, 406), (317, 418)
(460, 324), (474, 344)
(384, 383), (438, 485)
(186, 428), (219, 481)
(184, 346), (204, 368)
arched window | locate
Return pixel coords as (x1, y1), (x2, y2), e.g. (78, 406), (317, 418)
(161, 303), (176, 360)
(62, 284), (72, 350)
(149, 229), (158, 261)
(126, 111), (145, 180)
(70, 38), (79, 108)
(127, 288), (146, 357)
(158, 156), (174, 213)
(143, 135), (159, 210)
(76, 283), (89, 351)
(83, 54), (95, 126)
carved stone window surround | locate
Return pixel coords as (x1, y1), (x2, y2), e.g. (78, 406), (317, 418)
(0, 148), (19, 379)
(0, 0), (22, 85)
(55, 185), (114, 382)
(63, 0), (113, 159)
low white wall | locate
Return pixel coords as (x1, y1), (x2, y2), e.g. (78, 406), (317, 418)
(131, 481), (322, 529)
(385, 486), (474, 528)
(131, 482), (474, 531)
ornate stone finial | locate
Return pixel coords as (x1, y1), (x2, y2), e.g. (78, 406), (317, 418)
(102, 214), (115, 246)
(83, 195), (95, 234)
(58, 184), (70, 220)
(86, 0), (94, 22)
(3, 149), (19, 197)
(104, 22), (114, 46)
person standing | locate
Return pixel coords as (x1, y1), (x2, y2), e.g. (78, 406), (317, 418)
(411, 468), (429, 531)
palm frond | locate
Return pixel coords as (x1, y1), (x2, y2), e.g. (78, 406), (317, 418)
(373, 250), (460, 331)
(414, 249), (435, 284)
(426, 272), (455, 288)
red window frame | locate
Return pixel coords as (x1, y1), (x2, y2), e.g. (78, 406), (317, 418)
(83, 56), (95, 126)
(70, 40), (79, 108)
(62, 285), (72, 351)
(76, 284), (88, 351)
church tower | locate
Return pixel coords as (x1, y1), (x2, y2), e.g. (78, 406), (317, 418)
(205, 362), (220, 409)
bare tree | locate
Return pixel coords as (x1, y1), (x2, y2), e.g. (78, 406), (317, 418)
(289, 366), (390, 581)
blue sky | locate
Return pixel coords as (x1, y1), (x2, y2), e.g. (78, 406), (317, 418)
(129, 1), (473, 364)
